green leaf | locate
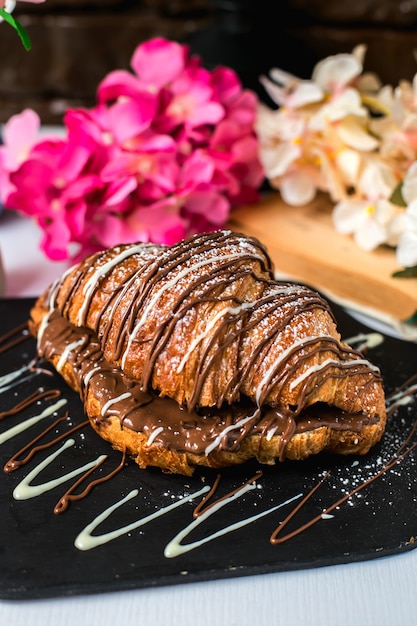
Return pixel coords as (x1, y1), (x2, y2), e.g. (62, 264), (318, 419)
(0, 8), (32, 51)
(392, 265), (417, 278)
(389, 182), (406, 207)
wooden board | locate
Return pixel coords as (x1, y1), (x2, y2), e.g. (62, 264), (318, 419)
(229, 193), (417, 325)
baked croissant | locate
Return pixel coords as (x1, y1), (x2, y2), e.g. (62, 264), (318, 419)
(29, 230), (386, 475)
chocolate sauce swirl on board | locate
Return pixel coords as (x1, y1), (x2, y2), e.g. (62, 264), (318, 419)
(0, 322), (30, 354)
(3, 413), (88, 473)
(0, 388), (61, 422)
(34, 231), (383, 460)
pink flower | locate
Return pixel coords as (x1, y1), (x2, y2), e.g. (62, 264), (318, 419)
(131, 37), (187, 90)
(8, 133), (103, 260)
(177, 149), (231, 225)
(94, 200), (187, 249)
(2, 37), (263, 261)
(0, 109), (41, 204)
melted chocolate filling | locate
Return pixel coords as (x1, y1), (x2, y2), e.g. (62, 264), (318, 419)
(37, 311), (378, 458)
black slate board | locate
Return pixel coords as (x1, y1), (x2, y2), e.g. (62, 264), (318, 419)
(0, 297), (416, 600)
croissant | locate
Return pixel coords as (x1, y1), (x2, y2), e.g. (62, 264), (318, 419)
(29, 230), (386, 475)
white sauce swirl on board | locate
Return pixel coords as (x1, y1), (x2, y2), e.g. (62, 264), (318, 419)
(13, 438), (107, 500)
(343, 332), (384, 352)
(74, 486), (211, 551)
(164, 486), (302, 558)
(0, 398), (67, 445)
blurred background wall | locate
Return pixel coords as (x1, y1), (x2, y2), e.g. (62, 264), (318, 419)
(1, 0), (417, 124)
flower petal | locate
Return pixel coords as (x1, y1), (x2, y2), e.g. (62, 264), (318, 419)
(98, 70), (143, 103)
(333, 199), (366, 235)
(313, 52), (363, 91)
(354, 217), (387, 250)
(130, 37), (186, 88)
(279, 170), (316, 205)
(397, 233), (417, 267)
(260, 71), (323, 109)
(397, 230), (417, 267)
(107, 95), (157, 143)
(401, 161), (417, 204)
(260, 141), (300, 179)
(336, 116), (379, 151)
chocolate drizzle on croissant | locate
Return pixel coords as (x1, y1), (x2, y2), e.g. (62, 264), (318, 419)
(30, 230), (387, 475)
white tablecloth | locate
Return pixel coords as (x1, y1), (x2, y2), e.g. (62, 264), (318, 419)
(0, 211), (416, 626)
(0, 211), (68, 297)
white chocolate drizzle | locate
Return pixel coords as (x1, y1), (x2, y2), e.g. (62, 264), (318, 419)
(77, 243), (157, 325)
(386, 383), (417, 413)
(101, 392), (133, 417)
(289, 357), (380, 392)
(74, 485), (211, 551)
(343, 332), (384, 352)
(0, 398), (67, 445)
(57, 337), (86, 372)
(83, 365), (101, 387)
(254, 335), (323, 405)
(204, 408), (260, 456)
(0, 365), (32, 393)
(164, 484), (302, 558)
(146, 426), (164, 447)
(13, 438), (107, 500)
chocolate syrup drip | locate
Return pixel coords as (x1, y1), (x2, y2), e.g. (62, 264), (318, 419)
(193, 471), (264, 518)
(270, 423), (417, 545)
(0, 388), (61, 421)
(0, 321), (30, 354)
(4, 414), (89, 472)
(54, 451), (126, 515)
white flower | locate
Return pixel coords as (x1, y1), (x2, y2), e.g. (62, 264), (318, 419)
(278, 169), (318, 206)
(357, 157), (398, 200)
(312, 45), (366, 92)
(256, 43), (417, 271)
(255, 105), (303, 179)
(370, 75), (417, 167)
(333, 197), (404, 251)
(255, 104), (323, 204)
(259, 68), (323, 109)
(396, 200), (417, 267)
(256, 45), (382, 207)
(0, 0), (16, 18)
(401, 161), (417, 204)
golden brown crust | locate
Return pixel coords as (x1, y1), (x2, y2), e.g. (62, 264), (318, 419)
(29, 232), (387, 475)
